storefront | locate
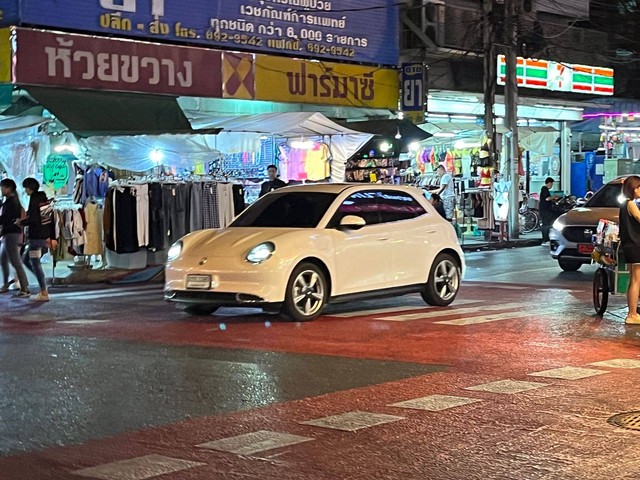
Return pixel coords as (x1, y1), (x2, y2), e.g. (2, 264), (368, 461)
(0, 0), (400, 271)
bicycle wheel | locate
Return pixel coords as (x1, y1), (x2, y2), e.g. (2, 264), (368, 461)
(593, 267), (609, 316)
(521, 210), (538, 233)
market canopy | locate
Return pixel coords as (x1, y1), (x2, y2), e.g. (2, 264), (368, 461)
(200, 112), (368, 137)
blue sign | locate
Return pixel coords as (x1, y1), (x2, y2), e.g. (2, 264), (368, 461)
(0, 0), (19, 26)
(401, 62), (426, 112)
(15, 0), (399, 65)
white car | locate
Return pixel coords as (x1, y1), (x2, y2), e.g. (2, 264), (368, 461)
(164, 183), (465, 321)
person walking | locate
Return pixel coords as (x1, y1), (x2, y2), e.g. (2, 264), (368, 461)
(539, 177), (559, 246)
(619, 175), (640, 324)
(16, 178), (57, 302)
(259, 164), (287, 197)
(434, 164), (455, 221)
(0, 179), (30, 296)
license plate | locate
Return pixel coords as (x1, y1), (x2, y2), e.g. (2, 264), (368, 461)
(186, 274), (211, 289)
(578, 244), (594, 254)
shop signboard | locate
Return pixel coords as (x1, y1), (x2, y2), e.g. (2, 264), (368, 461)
(0, 28), (10, 83)
(255, 55), (398, 109)
(400, 63), (426, 124)
(0, 1), (19, 26)
(497, 55), (614, 96)
(43, 154), (73, 191)
(12, 28), (222, 97)
(15, 0), (399, 66)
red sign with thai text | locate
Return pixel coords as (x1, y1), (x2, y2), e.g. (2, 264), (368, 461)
(13, 28), (222, 97)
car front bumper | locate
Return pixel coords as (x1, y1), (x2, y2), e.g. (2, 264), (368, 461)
(549, 228), (593, 263)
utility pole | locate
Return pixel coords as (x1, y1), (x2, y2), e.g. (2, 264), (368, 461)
(482, 0), (496, 158)
(504, 0), (520, 239)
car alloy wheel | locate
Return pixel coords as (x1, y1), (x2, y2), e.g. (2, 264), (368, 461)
(283, 262), (328, 322)
(421, 253), (460, 306)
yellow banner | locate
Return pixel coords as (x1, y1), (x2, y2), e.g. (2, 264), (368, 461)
(0, 28), (11, 83)
(255, 55), (398, 109)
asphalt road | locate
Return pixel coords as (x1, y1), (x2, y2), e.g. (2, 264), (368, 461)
(1, 247), (639, 480)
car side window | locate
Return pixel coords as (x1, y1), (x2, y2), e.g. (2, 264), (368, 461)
(327, 190), (426, 228)
(376, 190), (426, 224)
(328, 190), (382, 228)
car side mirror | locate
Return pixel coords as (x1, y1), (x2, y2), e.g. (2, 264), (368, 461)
(339, 215), (366, 230)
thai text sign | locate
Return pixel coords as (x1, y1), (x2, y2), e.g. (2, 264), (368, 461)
(14, 0), (399, 66)
(401, 62), (426, 123)
(12, 28), (222, 97)
(497, 55), (614, 96)
(255, 55), (398, 109)
(0, 28), (10, 83)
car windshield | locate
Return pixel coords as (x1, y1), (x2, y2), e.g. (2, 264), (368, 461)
(231, 191), (337, 228)
(585, 183), (624, 208)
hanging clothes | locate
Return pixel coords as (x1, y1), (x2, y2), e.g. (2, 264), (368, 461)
(83, 202), (104, 256)
(132, 184), (149, 248)
(305, 143), (331, 181)
(148, 183), (167, 250)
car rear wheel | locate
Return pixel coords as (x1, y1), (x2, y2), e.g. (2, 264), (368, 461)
(282, 263), (328, 322)
(184, 304), (220, 316)
(558, 258), (582, 271)
(421, 253), (460, 306)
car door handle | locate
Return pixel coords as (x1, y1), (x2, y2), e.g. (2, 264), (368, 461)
(377, 236), (390, 241)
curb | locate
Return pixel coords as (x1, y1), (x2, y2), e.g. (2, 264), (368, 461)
(461, 239), (543, 252)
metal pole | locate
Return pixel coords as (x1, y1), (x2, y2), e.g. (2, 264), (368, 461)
(483, 0), (496, 152)
(504, 0), (520, 238)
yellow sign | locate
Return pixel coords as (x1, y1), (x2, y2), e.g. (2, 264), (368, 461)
(0, 28), (11, 83)
(255, 55), (398, 109)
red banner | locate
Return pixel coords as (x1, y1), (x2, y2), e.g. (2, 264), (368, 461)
(13, 28), (222, 97)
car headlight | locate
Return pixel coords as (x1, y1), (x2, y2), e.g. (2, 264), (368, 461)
(552, 218), (565, 232)
(167, 241), (182, 262)
(246, 242), (275, 264)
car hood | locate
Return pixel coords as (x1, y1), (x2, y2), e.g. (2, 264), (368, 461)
(181, 228), (300, 257)
(560, 206), (619, 226)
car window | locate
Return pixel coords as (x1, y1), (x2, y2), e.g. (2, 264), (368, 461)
(327, 190), (425, 228)
(231, 192), (337, 228)
(585, 183), (624, 208)
(377, 190), (426, 223)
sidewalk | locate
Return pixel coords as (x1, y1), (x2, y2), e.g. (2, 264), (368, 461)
(460, 230), (543, 252)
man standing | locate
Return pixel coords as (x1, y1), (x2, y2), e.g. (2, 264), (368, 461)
(434, 164), (455, 221)
(259, 164), (287, 197)
(540, 176), (559, 246)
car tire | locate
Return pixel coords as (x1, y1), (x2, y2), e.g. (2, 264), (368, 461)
(184, 304), (220, 315)
(592, 267), (608, 316)
(421, 253), (461, 306)
(558, 259), (582, 271)
(282, 262), (328, 322)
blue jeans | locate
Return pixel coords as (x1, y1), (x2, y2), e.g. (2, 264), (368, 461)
(0, 233), (29, 290)
(22, 239), (47, 291)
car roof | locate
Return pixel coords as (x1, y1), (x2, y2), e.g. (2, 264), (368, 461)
(274, 183), (423, 195)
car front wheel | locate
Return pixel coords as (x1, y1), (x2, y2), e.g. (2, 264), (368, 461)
(421, 253), (460, 306)
(282, 262), (328, 322)
(184, 304), (220, 316)
(558, 258), (582, 271)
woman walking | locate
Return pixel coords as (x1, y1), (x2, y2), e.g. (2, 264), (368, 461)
(17, 178), (57, 302)
(0, 179), (29, 296)
(619, 175), (640, 324)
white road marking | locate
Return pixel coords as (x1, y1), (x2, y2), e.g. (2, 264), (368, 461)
(197, 431), (314, 455)
(375, 302), (524, 321)
(327, 299), (479, 318)
(433, 308), (563, 325)
(73, 454), (205, 480)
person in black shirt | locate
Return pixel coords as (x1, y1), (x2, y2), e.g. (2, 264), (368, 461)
(16, 178), (57, 302)
(0, 179), (29, 296)
(429, 193), (447, 219)
(619, 175), (640, 324)
(259, 164), (287, 197)
(539, 177), (559, 245)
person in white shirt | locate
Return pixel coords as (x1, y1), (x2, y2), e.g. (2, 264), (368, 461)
(434, 164), (455, 220)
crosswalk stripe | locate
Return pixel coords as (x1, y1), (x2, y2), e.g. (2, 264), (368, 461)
(375, 302), (524, 321)
(53, 286), (162, 300)
(326, 299), (479, 318)
(434, 308), (558, 326)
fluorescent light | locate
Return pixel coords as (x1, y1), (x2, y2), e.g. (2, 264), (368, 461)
(454, 140), (479, 149)
(150, 149), (164, 164)
(379, 141), (392, 152)
(433, 132), (456, 138)
(291, 140), (315, 149)
(450, 115), (477, 120)
(408, 142), (421, 152)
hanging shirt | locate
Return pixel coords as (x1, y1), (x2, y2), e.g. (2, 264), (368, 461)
(305, 143), (331, 181)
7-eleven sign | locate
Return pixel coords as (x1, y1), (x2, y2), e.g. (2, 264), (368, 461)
(497, 55), (614, 96)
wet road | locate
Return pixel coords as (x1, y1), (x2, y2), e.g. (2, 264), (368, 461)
(1, 247), (640, 479)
